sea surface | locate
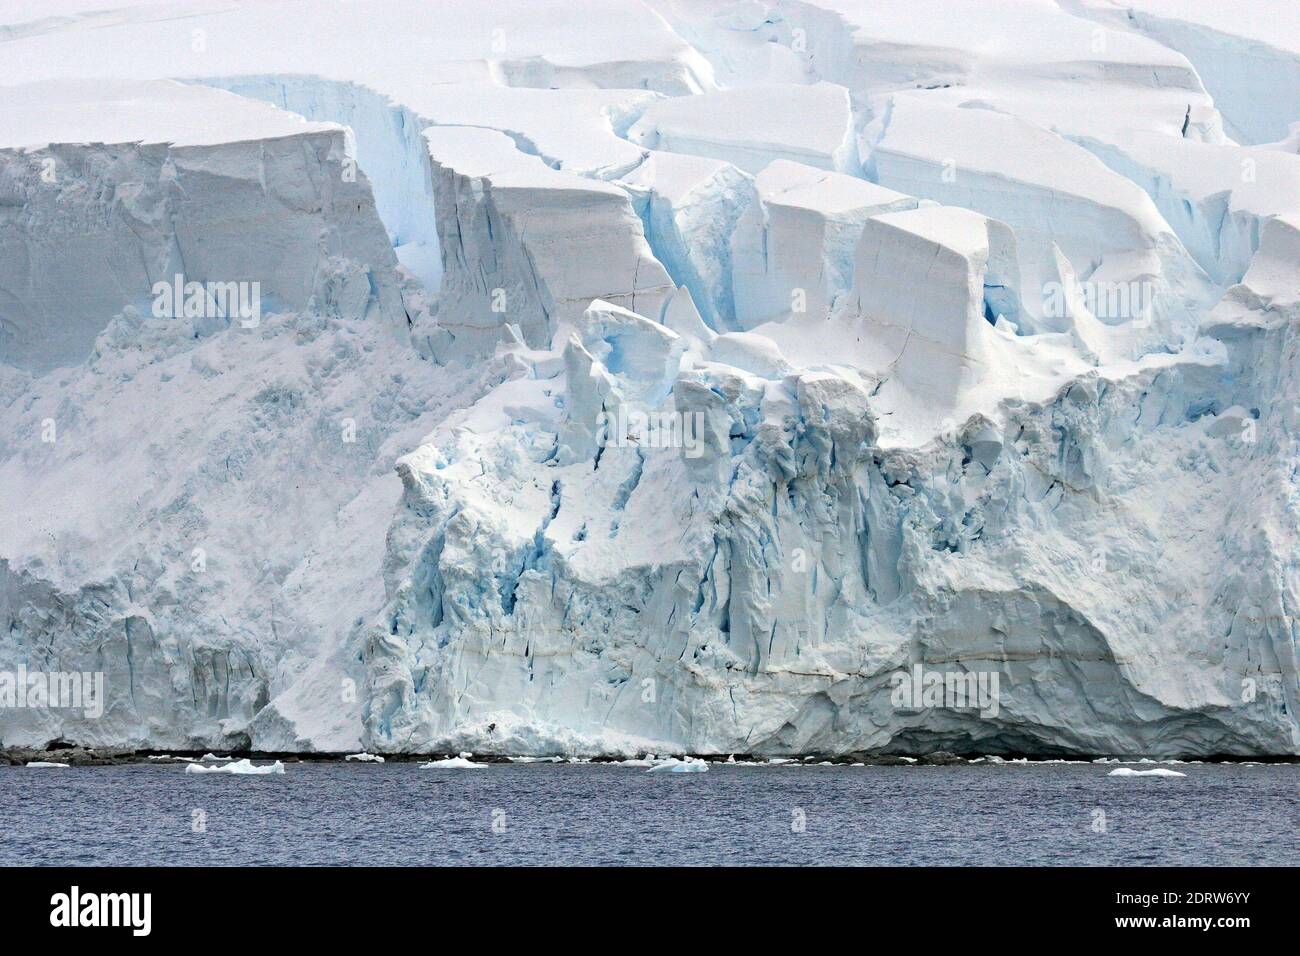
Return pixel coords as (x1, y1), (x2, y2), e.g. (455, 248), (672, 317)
(0, 760), (1295, 866)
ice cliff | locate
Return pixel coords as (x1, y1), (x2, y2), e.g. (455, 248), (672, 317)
(0, 1), (1297, 758)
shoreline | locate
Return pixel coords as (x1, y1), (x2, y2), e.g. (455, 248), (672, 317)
(3, 745), (1297, 767)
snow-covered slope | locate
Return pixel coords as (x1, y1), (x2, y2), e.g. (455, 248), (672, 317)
(1, 1), (1297, 758)
(1068, 0), (1300, 145)
(627, 82), (861, 175)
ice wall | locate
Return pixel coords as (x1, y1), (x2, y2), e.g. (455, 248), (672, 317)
(621, 152), (756, 332)
(867, 97), (1212, 340)
(731, 160), (917, 329)
(426, 126), (674, 355)
(364, 305), (1298, 757)
(841, 206), (1021, 403)
(0, 80), (450, 751)
(207, 75), (444, 291)
(1, 1), (1296, 759)
(0, 80), (404, 372)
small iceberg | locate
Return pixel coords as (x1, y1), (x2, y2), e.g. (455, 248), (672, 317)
(199, 753), (232, 762)
(420, 753), (486, 769)
(345, 753), (384, 762)
(185, 759), (285, 775)
(26, 761), (70, 768)
(1108, 767), (1186, 778)
(646, 757), (709, 773)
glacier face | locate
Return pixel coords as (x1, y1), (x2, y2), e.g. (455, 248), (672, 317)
(0, 1), (1297, 758)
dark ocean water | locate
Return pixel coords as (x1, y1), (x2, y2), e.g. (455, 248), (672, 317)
(0, 761), (1295, 866)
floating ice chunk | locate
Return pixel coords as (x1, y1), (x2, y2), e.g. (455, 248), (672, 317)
(25, 761), (70, 768)
(199, 754), (233, 762)
(646, 756), (709, 773)
(628, 82), (859, 175)
(185, 759), (286, 775)
(345, 753), (385, 762)
(1108, 767), (1187, 777)
(419, 756), (487, 769)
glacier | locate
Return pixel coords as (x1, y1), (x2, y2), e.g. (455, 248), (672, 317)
(0, 0), (1297, 760)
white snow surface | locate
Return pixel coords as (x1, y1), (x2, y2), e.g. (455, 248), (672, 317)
(628, 82), (860, 175)
(645, 756), (710, 773)
(419, 756), (487, 770)
(0, 78), (339, 151)
(1107, 767), (1187, 777)
(0, 1), (1297, 760)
